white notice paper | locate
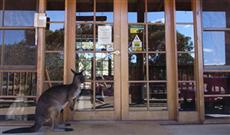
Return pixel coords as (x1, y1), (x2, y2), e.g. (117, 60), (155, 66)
(98, 26), (112, 44)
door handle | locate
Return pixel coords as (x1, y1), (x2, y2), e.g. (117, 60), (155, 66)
(111, 50), (120, 56)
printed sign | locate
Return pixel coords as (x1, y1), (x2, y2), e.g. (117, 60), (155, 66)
(98, 26), (112, 44)
(132, 35), (142, 51)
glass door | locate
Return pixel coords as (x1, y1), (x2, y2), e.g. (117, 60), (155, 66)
(73, 0), (121, 120)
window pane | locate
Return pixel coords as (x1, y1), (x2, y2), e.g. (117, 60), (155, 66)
(96, 53), (114, 80)
(95, 82), (114, 110)
(47, 0), (65, 21)
(96, 24), (113, 51)
(179, 82), (196, 111)
(4, 0), (36, 26)
(0, 30), (2, 64)
(203, 31), (230, 66)
(76, 53), (94, 80)
(176, 0), (193, 23)
(178, 53), (195, 80)
(76, 24), (94, 51)
(176, 25), (194, 51)
(129, 83), (147, 110)
(149, 83), (167, 111)
(149, 53), (166, 80)
(129, 53), (146, 80)
(4, 30), (36, 65)
(147, 0), (165, 23)
(128, 0), (145, 23)
(46, 23), (64, 51)
(129, 24), (146, 52)
(45, 53), (64, 81)
(202, 0), (230, 28)
(96, 0), (113, 22)
(76, 0), (94, 22)
(148, 24), (165, 51)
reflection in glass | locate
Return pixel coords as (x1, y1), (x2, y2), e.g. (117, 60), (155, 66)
(75, 82), (93, 111)
(204, 73), (230, 95)
(176, 25), (194, 51)
(45, 53), (64, 81)
(95, 82), (114, 110)
(4, 30), (36, 65)
(0, 30), (2, 64)
(129, 83), (147, 110)
(1, 72), (36, 96)
(203, 31), (230, 66)
(147, 0), (165, 23)
(96, 24), (113, 51)
(176, 0), (193, 23)
(148, 24), (165, 51)
(76, 53), (94, 80)
(149, 53), (166, 80)
(76, 0), (94, 22)
(4, 0), (36, 26)
(46, 24), (64, 50)
(179, 82), (196, 111)
(128, 0), (145, 23)
(0, 97), (36, 121)
(202, 0), (230, 28)
(129, 53), (146, 80)
(129, 24), (146, 52)
(149, 83), (167, 111)
(96, 53), (114, 80)
(205, 97), (230, 115)
(76, 24), (94, 51)
(96, 0), (113, 22)
(178, 53), (194, 80)
(46, 11), (65, 22)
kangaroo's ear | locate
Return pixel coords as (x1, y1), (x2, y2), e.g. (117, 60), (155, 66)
(71, 69), (77, 74)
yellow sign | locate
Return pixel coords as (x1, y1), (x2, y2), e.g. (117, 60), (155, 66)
(132, 35), (142, 51)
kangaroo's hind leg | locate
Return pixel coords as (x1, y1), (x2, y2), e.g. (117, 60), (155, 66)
(49, 107), (73, 132)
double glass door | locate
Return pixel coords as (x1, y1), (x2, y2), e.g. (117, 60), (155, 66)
(70, 0), (169, 120)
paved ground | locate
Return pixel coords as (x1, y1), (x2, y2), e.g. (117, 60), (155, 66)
(0, 121), (229, 135)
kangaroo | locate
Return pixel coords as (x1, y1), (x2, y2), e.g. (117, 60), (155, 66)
(2, 69), (85, 134)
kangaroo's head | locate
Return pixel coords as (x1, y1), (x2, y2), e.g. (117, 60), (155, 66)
(71, 69), (85, 84)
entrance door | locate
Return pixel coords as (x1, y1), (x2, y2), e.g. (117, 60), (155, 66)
(72, 0), (121, 120)
(121, 0), (168, 120)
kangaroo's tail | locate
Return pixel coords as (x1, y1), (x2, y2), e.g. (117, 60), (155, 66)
(2, 122), (42, 134)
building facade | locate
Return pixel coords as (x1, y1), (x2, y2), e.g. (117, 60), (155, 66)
(0, 0), (229, 123)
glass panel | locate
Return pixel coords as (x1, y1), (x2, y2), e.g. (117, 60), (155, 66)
(0, 30), (2, 64)
(204, 73), (230, 95)
(129, 53), (146, 80)
(129, 24), (146, 52)
(205, 97), (230, 115)
(149, 83), (167, 111)
(45, 53), (64, 81)
(76, 0), (94, 22)
(76, 24), (94, 51)
(96, 24), (113, 51)
(202, 0), (230, 28)
(176, 0), (193, 23)
(46, 0), (65, 21)
(0, 97), (36, 121)
(95, 82), (114, 110)
(176, 25), (194, 51)
(96, 0), (113, 22)
(0, 0), (3, 26)
(178, 53), (195, 80)
(75, 82), (93, 111)
(46, 23), (64, 51)
(203, 31), (230, 66)
(148, 24), (165, 51)
(76, 53), (94, 80)
(129, 83), (147, 110)
(4, 30), (36, 65)
(128, 0), (145, 23)
(147, 0), (165, 23)
(1, 72), (36, 96)
(149, 53), (166, 80)
(4, 0), (36, 26)
(179, 82), (196, 111)
(96, 53), (114, 80)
